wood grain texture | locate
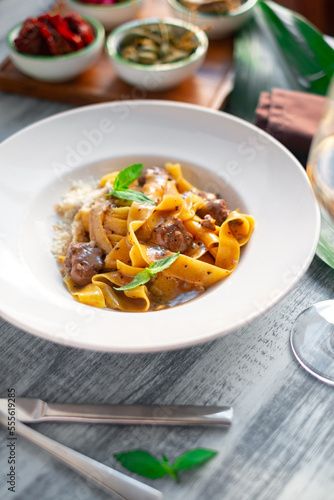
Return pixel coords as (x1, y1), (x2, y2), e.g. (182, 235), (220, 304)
(1, 258), (334, 500)
(1, 2), (334, 500)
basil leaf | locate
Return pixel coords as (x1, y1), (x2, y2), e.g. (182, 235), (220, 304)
(105, 163), (155, 205)
(160, 456), (179, 482)
(114, 448), (218, 481)
(148, 252), (180, 274)
(114, 450), (167, 479)
(113, 163), (143, 190)
(111, 189), (155, 205)
(172, 449), (217, 471)
(114, 252), (180, 291)
(114, 269), (151, 291)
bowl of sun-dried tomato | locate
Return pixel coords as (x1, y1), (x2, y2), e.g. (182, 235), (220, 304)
(7, 12), (105, 82)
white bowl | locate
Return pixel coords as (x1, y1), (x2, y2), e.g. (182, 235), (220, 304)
(0, 101), (320, 352)
(66, 0), (144, 31)
(106, 17), (208, 91)
(7, 16), (105, 83)
(168, 0), (258, 39)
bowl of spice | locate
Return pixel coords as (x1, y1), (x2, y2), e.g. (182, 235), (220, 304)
(106, 17), (208, 91)
(7, 12), (105, 82)
(168, 0), (257, 39)
(65, 0), (144, 31)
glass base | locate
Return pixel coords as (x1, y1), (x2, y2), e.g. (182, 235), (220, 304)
(290, 300), (334, 385)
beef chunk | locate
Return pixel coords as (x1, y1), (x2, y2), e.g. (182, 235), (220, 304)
(151, 217), (193, 253)
(197, 190), (217, 202)
(64, 242), (104, 287)
(201, 214), (216, 230)
(197, 193), (230, 226)
(138, 166), (169, 187)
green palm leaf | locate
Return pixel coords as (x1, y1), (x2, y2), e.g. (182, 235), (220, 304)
(226, 0), (334, 122)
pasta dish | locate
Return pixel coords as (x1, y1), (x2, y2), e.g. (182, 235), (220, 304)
(53, 162), (254, 312)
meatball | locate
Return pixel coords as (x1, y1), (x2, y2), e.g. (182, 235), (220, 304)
(201, 214), (216, 230)
(137, 166), (169, 186)
(151, 217), (193, 253)
(197, 192), (230, 226)
(64, 242), (104, 287)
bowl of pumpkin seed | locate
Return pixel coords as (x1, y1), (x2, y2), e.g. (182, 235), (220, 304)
(106, 17), (208, 91)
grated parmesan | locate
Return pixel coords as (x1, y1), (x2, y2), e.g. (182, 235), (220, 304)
(52, 178), (106, 258)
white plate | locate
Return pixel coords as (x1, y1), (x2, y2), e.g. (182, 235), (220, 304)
(0, 101), (320, 352)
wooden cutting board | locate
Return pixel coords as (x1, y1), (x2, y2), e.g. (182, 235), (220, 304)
(0, 0), (234, 109)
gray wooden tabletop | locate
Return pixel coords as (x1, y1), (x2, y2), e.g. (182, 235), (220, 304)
(1, 2), (334, 500)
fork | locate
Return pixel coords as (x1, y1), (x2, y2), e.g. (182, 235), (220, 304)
(0, 410), (162, 500)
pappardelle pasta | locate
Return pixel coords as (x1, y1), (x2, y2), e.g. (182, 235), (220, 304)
(53, 163), (254, 312)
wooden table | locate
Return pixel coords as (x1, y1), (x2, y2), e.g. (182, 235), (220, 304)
(0, 0), (234, 109)
(1, 2), (334, 500)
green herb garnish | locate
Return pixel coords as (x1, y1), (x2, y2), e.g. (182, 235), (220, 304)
(111, 189), (155, 204)
(106, 163), (155, 205)
(114, 448), (217, 482)
(115, 252), (180, 291)
(113, 163), (143, 190)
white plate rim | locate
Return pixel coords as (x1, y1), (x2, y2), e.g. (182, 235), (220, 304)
(0, 100), (320, 352)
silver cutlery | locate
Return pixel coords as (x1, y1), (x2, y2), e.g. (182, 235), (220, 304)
(0, 410), (162, 500)
(0, 398), (233, 426)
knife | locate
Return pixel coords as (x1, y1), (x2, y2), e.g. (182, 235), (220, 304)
(0, 410), (163, 500)
(0, 398), (233, 426)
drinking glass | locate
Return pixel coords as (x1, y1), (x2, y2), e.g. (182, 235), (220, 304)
(290, 77), (334, 385)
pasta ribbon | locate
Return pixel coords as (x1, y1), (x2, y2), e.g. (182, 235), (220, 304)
(216, 211), (254, 271)
(89, 203), (112, 254)
(55, 163), (254, 312)
(165, 163), (196, 192)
